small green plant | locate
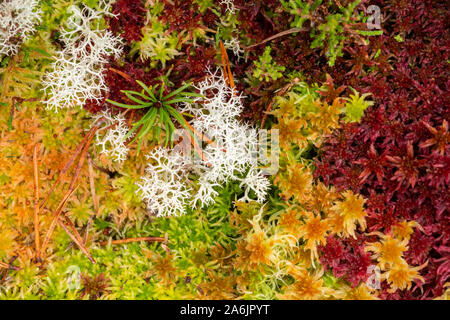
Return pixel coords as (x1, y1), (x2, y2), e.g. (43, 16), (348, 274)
(135, 24), (181, 68)
(253, 47), (285, 82)
(281, 0), (323, 29)
(281, 0), (377, 66)
(394, 34), (404, 42)
(106, 81), (202, 152)
(342, 88), (373, 122)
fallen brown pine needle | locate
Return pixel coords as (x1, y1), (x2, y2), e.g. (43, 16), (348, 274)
(40, 125), (98, 210)
(245, 27), (306, 50)
(99, 237), (166, 246)
(40, 186), (78, 254)
(68, 125), (98, 191)
(62, 214), (86, 248)
(40, 127), (98, 257)
(58, 219), (95, 264)
(87, 156), (99, 215)
(84, 156), (98, 244)
(0, 261), (19, 271)
(219, 41), (235, 90)
(108, 67), (131, 81)
(128, 110), (135, 129)
(33, 143), (41, 261)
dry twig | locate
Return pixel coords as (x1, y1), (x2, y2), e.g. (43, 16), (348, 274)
(245, 28), (307, 50)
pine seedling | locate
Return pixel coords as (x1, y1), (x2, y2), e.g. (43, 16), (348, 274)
(106, 80), (202, 153)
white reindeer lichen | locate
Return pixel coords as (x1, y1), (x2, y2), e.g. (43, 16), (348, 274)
(42, 1), (123, 112)
(136, 147), (193, 217)
(0, 0), (42, 56)
(92, 111), (130, 163)
(224, 38), (244, 61)
(136, 69), (270, 217)
(219, 0), (236, 15)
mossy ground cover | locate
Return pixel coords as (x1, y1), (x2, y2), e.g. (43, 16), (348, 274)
(0, 0), (448, 300)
